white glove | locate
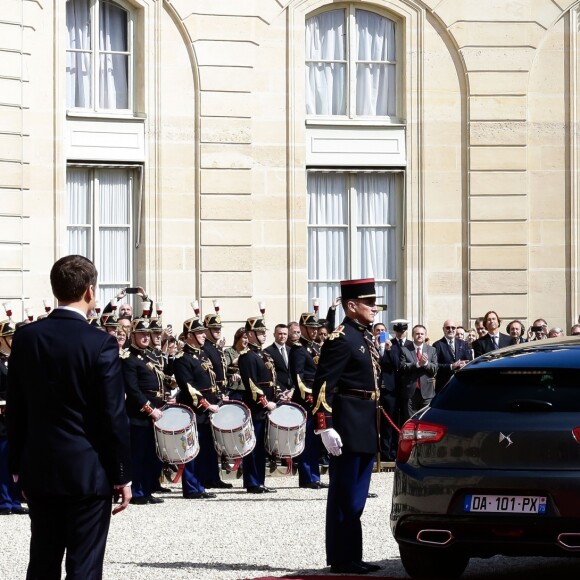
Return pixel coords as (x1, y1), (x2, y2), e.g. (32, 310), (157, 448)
(320, 428), (343, 456)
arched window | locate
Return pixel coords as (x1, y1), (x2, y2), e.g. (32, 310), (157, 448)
(66, 0), (133, 111)
(306, 7), (397, 118)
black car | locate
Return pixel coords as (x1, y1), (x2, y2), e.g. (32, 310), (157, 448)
(391, 338), (580, 579)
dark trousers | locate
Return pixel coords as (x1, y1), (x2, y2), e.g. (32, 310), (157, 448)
(0, 437), (23, 510)
(130, 424), (162, 499)
(196, 422), (220, 485)
(297, 415), (321, 486)
(242, 418), (266, 488)
(379, 390), (399, 459)
(26, 494), (111, 580)
(326, 451), (375, 566)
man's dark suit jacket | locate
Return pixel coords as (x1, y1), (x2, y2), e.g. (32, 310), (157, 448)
(432, 336), (471, 392)
(473, 332), (512, 358)
(264, 342), (292, 390)
(380, 338), (414, 392)
(7, 308), (131, 496)
(399, 344), (438, 401)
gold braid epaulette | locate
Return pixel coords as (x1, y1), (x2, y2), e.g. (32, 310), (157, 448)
(249, 378), (264, 401)
(327, 325), (345, 341)
(312, 380), (332, 413)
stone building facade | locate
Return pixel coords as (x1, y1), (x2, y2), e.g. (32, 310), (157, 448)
(1, 0), (579, 338)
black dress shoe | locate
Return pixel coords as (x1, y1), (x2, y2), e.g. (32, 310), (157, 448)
(183, 491), (217, 499)
(247, 485), (277, 494)
(316, 481), (329, 488)
(367, 492), (378, 498)
(11, 507), (29, 515)
(299, 482), (322, 489)
(130, 497), (149, 505)
(156, 486), (172, 493)
(329, 561), (369, 574)
(359, 561), (382, 572)
(204, 480), (233, 489)
(0, 509), (12, 515)
(148, 496), (164, 504)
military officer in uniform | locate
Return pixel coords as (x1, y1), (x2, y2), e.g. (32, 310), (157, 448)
(121, 318), (165, 505)
(202, 313), (229, 400)
(312, 278), (383, 575)
(288, 312), (327, 489)
(238, 316), (278, 493)
(0, 320), (27, 515)
(173, 317), (224, 498)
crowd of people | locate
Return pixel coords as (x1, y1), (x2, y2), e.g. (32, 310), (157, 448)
(2, 260), (580, 577)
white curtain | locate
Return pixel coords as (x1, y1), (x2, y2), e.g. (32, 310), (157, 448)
(66, 0), (91, 108)
(356, 10), (396, 116)
(305, 10), (346, 115)
(357, 173), (396, 280)
(67, 167), (132, 305)
(99, 1), (129, 109)
(98, 169), (130, 290)
(307, 173), (347, 310)
(308, 172), (398, 318)
(67, 169), (91, 257)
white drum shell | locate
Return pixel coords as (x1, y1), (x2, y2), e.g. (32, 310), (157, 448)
(210, 401), (256, 459)
(154, 405), (199, 464)
(265, 403), (307, 458)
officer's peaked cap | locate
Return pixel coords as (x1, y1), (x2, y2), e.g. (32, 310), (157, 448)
(340, 278), (380, 300)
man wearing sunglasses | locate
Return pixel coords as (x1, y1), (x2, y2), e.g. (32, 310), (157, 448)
(433, 320), (470, 393)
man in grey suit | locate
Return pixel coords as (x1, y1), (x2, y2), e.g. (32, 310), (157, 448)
(399, 324), (438, 424)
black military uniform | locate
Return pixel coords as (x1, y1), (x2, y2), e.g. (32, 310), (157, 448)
(289, 313), (326, 489)
(239, 316), (278, 493)
(121, 318), (164, 504)
(173, 317), (228, 497)
(312, 279), (382, 575)
(202, 313), (228, 399)
(0, 320), (27, 515)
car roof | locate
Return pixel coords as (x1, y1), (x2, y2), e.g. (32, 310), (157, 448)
(460, 337), (580, 372)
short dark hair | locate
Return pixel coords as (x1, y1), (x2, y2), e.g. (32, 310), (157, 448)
(506, 319), (525, 334)
(274, 323), (288, 331)
(50, 255), (97, 302)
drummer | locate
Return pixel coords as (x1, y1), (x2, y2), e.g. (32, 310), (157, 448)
(173, 317), (229, 499)
(120, 318), (165, 505)
(238, 316), (278, 494)
(288, 313), (328, 489)
(202, 313), (228, 400)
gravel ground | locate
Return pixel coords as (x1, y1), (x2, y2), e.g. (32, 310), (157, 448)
(2, 469), (580, 579)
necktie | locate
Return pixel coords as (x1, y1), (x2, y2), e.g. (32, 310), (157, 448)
(449, 339), (455, 357)
(416, 348), (422, 389)
(492, 335), (499, 349)
(280, 345), (288, 366)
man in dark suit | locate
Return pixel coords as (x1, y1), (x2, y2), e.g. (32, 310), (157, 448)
(264, 323), (292, 392)
(399, 324), (439, 424)
(432, 319), (471, 392)
(472, 310), (512, 357)
(7, 254), (132, 580)
(312, 278), (383, 575)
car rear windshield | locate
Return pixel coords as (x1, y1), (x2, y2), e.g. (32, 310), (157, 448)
(432, 369), (580, 412)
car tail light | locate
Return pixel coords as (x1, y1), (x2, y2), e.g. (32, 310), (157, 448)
(572, 427), (580, 443)
(397, 419), (447, 463)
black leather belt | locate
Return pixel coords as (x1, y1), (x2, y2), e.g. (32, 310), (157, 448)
(342, 388), (376, 401)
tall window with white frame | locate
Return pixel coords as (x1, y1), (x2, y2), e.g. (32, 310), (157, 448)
(307, 171), (398, 316)
(306, 7), (396, 118)
(66, 0), (132, 111)
(306, 6), (400, 317)
(67, 166), (137, 305)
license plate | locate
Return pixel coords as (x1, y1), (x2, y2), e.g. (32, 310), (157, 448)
(464, 494), (547, 514)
